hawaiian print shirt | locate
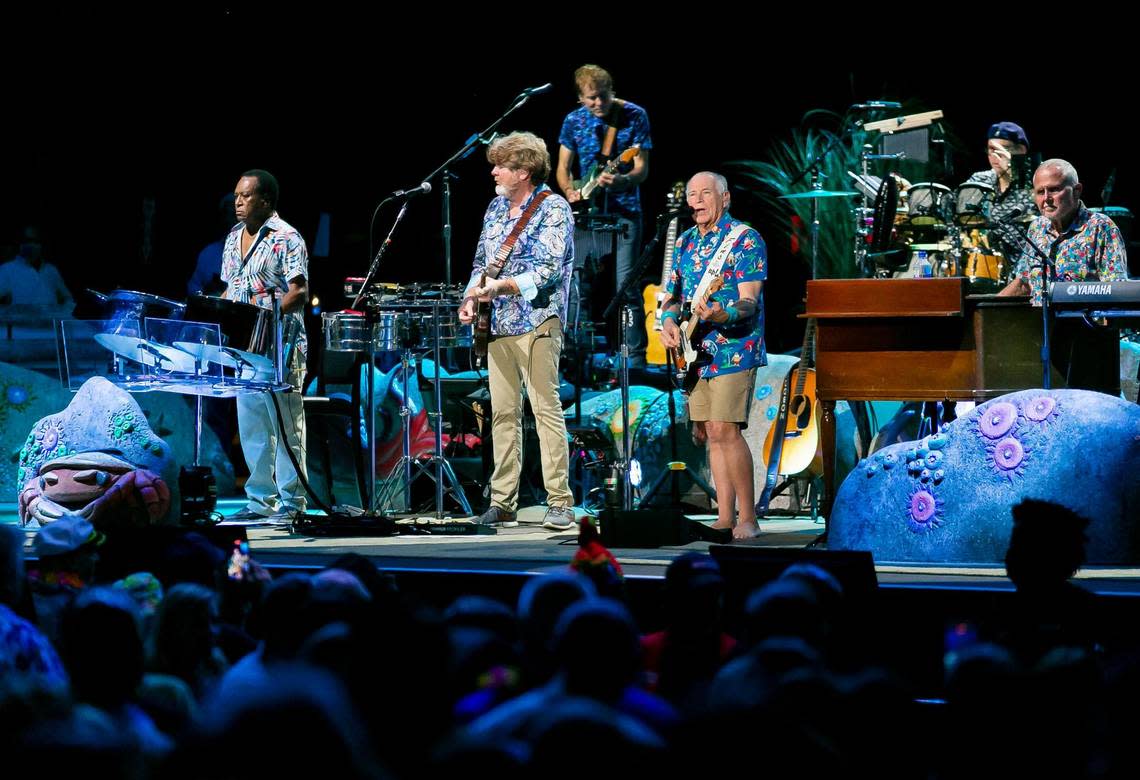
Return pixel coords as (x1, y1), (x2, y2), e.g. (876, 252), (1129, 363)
(467, 184), (575, 337)
(669, 214), (767, 379)
(558, 100), (652, 219)
(221, 213), (309, 358)
(1014, 204), (1128, 305)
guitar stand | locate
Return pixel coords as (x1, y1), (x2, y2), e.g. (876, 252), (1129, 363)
(758, 474), (822, 523)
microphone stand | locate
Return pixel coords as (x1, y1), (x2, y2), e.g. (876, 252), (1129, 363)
(602, 209), (685, 510)
(992, 217), (1056, 388)
(414, 87), (543, 290)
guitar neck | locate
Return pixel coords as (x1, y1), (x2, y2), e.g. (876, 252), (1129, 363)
(792, 319), (816, 395)
(660, 219), (678, 288)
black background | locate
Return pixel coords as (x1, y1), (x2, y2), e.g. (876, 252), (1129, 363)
(4, 11), (1136, 353)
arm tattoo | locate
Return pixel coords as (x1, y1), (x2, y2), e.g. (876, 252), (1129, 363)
(734, 297), (757, 318)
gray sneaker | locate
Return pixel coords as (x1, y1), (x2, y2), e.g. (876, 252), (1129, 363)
(477, 506), (518, 527)
(542, 505), (576, 531)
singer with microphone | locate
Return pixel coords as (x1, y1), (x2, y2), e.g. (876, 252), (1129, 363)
(456, 132), (577, 532)
(658, 172), (766, 540)
(555, 63), (653, 367)
(221, 169), (310, 526)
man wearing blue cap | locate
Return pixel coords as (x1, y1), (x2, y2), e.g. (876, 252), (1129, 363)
(956, 122), (1038, 277)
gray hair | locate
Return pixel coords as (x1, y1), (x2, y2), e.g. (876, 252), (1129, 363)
(1037, 159), (1079, 187)
(688, 171), (729, 196)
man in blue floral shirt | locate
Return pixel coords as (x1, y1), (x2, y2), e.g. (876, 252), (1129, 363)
(659, 172), (766, 540)
(458, 132), (576, 531)
(555, 64), (652, 365)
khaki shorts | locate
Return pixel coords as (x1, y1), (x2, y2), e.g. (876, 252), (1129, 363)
(687, 368), (756, 427)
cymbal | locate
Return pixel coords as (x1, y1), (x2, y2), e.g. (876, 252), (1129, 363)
(94, 334), (197, 372)
(174, 341), (273, 376)
(779, 190), (860, 200)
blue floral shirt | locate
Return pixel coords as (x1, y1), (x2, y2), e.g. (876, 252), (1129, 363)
(467, 184), (575, 337)
(670, 214), (767, 379)
(558, 100), (652, 219)
(221, 213), (309, 358)
(1013, 205), (1128, 305)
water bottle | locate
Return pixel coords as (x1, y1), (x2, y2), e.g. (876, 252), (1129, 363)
(914, 250), (932, 278)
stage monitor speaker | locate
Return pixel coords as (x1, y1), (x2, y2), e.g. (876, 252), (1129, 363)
(708, 545), (878, 605)
(599, 508), (729, 548)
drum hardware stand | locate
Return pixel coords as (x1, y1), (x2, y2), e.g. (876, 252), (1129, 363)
(374, 301), (473, 521)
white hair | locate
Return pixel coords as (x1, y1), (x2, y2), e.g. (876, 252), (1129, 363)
(1037, 158), (1079, 187)
(688, 171), (729, 196)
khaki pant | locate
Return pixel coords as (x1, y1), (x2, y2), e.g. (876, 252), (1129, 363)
(487, 317), (573, 511)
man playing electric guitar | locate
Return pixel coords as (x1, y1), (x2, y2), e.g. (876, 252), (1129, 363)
(556, 63), (652, 366)
(659, 172), (767, 540)
(458, 132), (577, 532)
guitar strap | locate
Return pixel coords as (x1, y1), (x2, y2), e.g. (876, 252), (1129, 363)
(691, 223), (749, 303)
(485, 190), (551, 281)
(599, 98), (626, 159)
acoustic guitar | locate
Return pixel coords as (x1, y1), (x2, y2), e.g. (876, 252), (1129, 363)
(757, 318), (822, 513)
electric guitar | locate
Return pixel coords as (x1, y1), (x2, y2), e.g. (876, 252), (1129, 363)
(757, 318), (823, 513)
(574, 145), (641, 205)
(645, 182), (685, 366)
(667, 277), (724, 393)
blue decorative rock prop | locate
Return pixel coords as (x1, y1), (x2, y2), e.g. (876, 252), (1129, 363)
(17, 376), (178, 523)
(829, 389), (1140, 564)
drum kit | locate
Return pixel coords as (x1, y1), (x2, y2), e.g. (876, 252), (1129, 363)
(792, 175), (1029, 292)
(322, 281), (474, 519)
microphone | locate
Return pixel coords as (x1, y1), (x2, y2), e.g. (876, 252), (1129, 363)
(852, 101), (902, 110)
(1001, 207), (1027, 222)
(390, 182), (432, 200)
(521, 83), (552, 96)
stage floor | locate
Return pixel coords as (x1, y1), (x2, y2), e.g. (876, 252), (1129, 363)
(10, 501), (1140, 594)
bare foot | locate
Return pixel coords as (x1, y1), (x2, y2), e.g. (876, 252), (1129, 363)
(732, 519), (761, 540)
(710, 520), (733, 530)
